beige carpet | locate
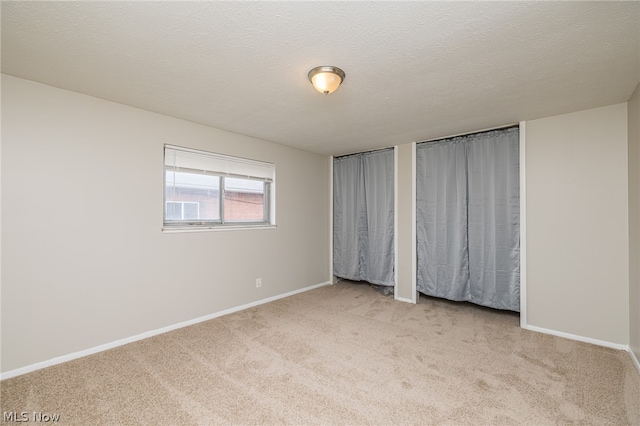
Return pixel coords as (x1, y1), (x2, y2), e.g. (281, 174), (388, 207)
(2, 281), (639, 425)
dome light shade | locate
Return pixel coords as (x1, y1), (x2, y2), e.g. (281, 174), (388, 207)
(308, 66), (346, 95)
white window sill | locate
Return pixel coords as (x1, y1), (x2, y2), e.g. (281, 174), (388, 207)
(162, 224), (276, 233)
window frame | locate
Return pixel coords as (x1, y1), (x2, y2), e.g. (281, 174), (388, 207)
(163, 145), (276, 232)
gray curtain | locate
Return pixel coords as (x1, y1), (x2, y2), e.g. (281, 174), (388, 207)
(416, 127), (519, 311)
(334, 149), (394, 286)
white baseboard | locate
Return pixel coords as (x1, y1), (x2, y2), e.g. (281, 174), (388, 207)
(629, 348), (640, 376)
(395, 296), (416, 304)
(1, 281), (331, 381)
(523, 324), (629, 351)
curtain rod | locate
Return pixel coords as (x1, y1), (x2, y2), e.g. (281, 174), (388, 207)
(417, 123), (519, 145)
(333, 123), (519, 159)
(334, 146), (394, 160)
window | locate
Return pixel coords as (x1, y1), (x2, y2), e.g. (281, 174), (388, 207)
(164, 145), (275, 230)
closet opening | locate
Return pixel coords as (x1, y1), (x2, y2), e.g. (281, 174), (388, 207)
(333, 148), (395, 291)
(416, 125), (520, 313)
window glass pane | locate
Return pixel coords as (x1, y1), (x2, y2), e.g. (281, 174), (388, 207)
(165, 171), (220, 221)
(224, 178), (265, 222)
(166, 201), (182, 220)
(183, 202), (200, 220)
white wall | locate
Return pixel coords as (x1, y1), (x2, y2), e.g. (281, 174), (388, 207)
(526, 103), (629, 345)
(1, 75), (330, 373)
(628, 83), (640, 361)
(395, 143), (416, 303)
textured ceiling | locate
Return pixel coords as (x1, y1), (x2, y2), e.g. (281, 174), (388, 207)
(2, 2), (639, 156)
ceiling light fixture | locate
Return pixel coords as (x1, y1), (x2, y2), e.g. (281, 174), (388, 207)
(308, 66), (346, 95)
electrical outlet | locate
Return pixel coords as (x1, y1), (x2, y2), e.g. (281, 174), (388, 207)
(256, 277), (262, 288)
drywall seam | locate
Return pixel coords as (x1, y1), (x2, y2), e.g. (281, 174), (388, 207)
(0, 281), (331, 381)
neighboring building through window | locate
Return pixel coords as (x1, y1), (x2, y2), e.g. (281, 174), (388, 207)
(164, 145), (275, 229)
(166, 201), (200, 220)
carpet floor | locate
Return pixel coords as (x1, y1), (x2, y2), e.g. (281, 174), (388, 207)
(1, 281), (639, 425)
